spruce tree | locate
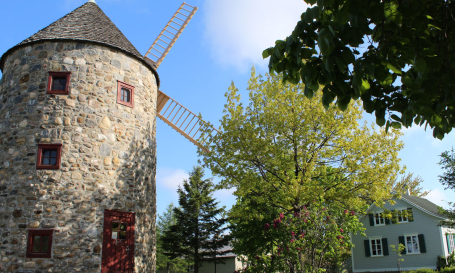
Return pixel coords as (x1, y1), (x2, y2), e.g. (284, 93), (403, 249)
(162, 166), (231, 273)
(156, 203), (188, 273)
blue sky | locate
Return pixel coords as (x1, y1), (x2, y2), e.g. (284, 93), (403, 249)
(1, 0), (454, 217)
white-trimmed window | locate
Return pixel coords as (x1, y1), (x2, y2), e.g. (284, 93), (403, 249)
(447, 234), (455, 253)
(374, 212), (385, 226)
(405, 234), (420, 254)
(396, 208), (408, 223)
(370, 238), (383, 256)
(189, 264), (194, 271)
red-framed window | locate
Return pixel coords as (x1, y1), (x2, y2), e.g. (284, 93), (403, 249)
(117, 81), (134, 108)
(36, 144), (62, 170)
(27, 229), (53, 258)
(47, 72), (71, 95)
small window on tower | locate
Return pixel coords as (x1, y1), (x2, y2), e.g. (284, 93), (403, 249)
(117, 81), (134, 108)
(47, 72), (71, 95)
(26, 229), (53, 258)
(36, 144), (62, 170)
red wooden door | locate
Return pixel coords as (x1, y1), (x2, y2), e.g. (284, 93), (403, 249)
(102, 210), (135, 273)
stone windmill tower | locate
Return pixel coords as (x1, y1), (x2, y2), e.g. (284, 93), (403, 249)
(0, 1), (214, 272)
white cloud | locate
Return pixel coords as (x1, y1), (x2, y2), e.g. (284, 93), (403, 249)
(203, 0), (309, 71)
(157, 168), (189, 191)
(424, 188), (448, 208)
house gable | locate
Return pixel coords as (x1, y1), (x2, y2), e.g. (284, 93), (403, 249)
(352, 198), (445, 272)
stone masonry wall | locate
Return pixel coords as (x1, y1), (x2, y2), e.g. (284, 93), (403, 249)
(0, 41), (157, 272)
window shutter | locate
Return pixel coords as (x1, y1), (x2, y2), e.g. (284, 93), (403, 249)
(364, 240), (371, 257)
(399, 236), (406, 254)
(407, 208), (414, 222)
(382, 238), (389, 256)
(448, 235), (452, 253)
(385, 217), (391, 225)
(369, 213), (374, 226)
(418, 234), (426, 253)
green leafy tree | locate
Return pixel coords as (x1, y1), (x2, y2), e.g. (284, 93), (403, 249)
(162, 166), (231, 273)
(263, 0), (455, 139)
(156, 203), (188, 273)
(438, 148), (455, 228)
(199, 70), (404, 272)
(392, 172), (429, 197)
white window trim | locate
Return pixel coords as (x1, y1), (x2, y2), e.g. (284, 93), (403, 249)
(448, 233), (455, 254)
(404, 233), (420, 255)
(373, 211), (385, 226)
(369, 236), (384, 257)
(396, 208), (409, 223)
(189, 265), (194, 271)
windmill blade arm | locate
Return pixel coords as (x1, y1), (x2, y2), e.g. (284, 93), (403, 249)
(145, 3), (198, 68)
(156, 90), (219, 152)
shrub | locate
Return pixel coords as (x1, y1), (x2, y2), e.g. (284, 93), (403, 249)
(440, 267), (455, 273)
(408, 269), (434, 273)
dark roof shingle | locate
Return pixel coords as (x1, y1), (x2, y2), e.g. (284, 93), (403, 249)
(401, 193), (446, 218)
(0, 2), (159, 86)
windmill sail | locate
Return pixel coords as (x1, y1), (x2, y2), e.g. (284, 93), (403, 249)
(145, 2), (198, 68)
(157, 90), (219, 152)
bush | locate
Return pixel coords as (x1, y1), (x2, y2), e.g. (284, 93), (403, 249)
(440, 267), (455, 273)
(408, 269), (434, 273)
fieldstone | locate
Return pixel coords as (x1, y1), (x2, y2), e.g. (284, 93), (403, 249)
(71, 173), (82, 180)
(100, 144), (111, 156)
(113, 157), (120, 166)
(54, 117), (63, 125)
(7, 264), (19, 271)
(41, 219), (57, 228)
(104, 157), (112, 166)
(63, 57), (73, 64)
(93, 245), (101, 254)
(19, 74), (30, 84)
(65, 99), (76, 107)
(23, 261), (36, 268)
(99, 116), (111, 129)
(75, 59), (86, 65)
(19, 119), (27, 127)
(12, 210), (21, 218)
(28, 221), (40, 228)
(64, 117), (71, 125)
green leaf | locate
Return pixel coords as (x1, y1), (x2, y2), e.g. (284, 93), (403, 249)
(304, 85), (314, 99)
(414, 58), (427, 72)
(318, 28), (331, 55)
(401, 76), (412, 86)
(391, 114), (401, 122)
(305, 0), (317, 4)
(391, 122), (402, 129)
(376, 116), (386, 127)
(262, 48), (272, 59)
(341, 49), (355, 64)
(337, 96), (351, 111)
(387, 63), (402, 75)
(360, 79), (371, 92)
(322, 87), (335, 109)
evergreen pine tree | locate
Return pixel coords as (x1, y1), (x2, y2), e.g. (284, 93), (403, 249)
(156, 203), (188, 273)
(162, 166), (231, 273)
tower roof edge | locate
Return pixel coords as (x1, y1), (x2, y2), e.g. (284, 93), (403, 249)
(0, 1), (160, 87)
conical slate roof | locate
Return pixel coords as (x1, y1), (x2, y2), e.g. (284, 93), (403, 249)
(0, 1), (159, 86)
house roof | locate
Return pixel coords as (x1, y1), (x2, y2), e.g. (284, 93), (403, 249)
(400, 193), (446, 219)
(366, 193), (447, 220)
(0, 1), (159, 87)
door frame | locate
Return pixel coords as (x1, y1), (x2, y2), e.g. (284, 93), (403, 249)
(102, 209), (136, 273)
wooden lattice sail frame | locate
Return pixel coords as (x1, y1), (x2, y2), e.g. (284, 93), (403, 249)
(144, 2), (198, 68)
(156, 90), (219, 152)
